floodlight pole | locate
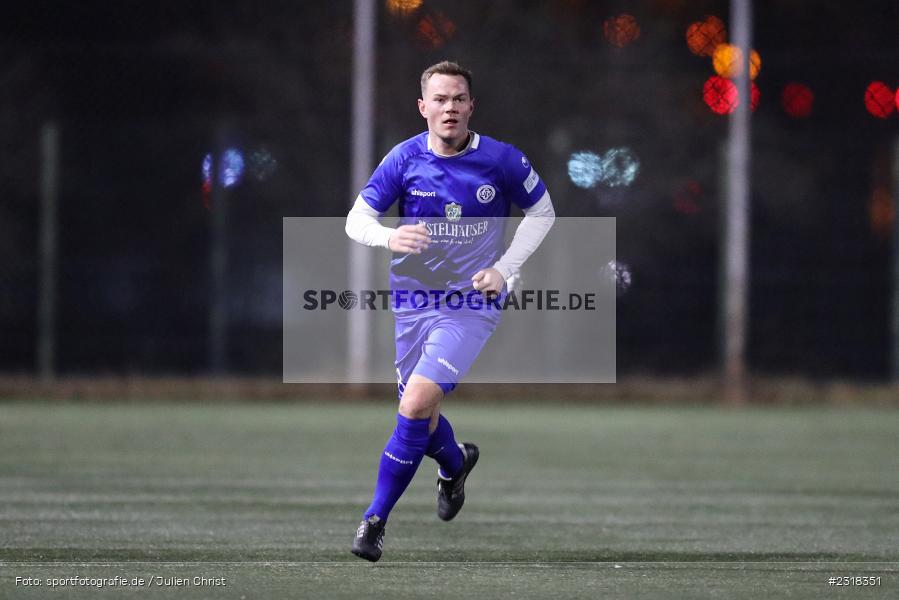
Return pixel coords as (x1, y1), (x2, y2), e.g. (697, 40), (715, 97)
(721, 0), (753, 404)
(348, 0), (376, 385)
(209, 128), (228, 375)
(37, 121), (59, 382)
(890, 138), (899, 382)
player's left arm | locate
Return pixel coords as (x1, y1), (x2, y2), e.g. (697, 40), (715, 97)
(472, 147), (555, 296)
(472, 191), (555, 295)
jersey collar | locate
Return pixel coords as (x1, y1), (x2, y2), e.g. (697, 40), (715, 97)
(427, 131), (480, 158)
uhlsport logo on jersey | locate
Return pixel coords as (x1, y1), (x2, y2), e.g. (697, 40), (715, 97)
(476, 184), (496, 204)
(445, 202), (462, 222)
(411, 189), (436, 197)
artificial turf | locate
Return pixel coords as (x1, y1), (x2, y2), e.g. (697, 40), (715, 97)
(0, 402), (896, 598)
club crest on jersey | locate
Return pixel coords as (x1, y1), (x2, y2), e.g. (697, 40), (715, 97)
(445, 201), (462, 222)
(476, 184), (496, 204)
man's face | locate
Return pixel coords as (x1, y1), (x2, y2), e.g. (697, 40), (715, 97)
(418, 74), (474, 147)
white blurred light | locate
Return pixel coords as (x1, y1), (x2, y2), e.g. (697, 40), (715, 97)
(567, 151), (603, 188)
(249, 147), (277, 181)
(220, 148), (245, 188)
(202, 153), (212, 183)
(599, 147), (640, 187)
(602, 260), (632, 296)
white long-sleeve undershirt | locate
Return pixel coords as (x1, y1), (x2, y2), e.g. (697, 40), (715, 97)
(344, 191), (556, 281)
(345, 195), (395, 249)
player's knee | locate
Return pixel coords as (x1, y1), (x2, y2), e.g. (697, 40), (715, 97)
(398, 381), (441, 419)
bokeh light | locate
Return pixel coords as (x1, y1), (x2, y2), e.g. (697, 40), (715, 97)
(865, 81), (895, 119)
(416, 11), (456, 49)
(750, 81), (760, 112)
(220, 148), (245, 188)
(249, 147), (277, 181)
(870, 185), (894, 237)
(703, 75), (738, 115)
(712, 44), (743, 79)
(202, 153), (213, 184)
(686, 16), (726, 57)
(603, 14), (640, 48)
(602, 260), (633, 297)
(782, 83), (813, 118)
(711, 45), (760, 80)
(673, 180), (703, 215)
(748, 49), (761, 80)
(599, 147), (640, 187)
(201, 153), (213, 210)
(567, 151), (603, 189)
(385, 0), (423, 17)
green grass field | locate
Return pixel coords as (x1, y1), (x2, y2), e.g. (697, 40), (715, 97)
(0, 401), (897, 598)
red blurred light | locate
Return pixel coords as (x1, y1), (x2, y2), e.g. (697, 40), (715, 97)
(750, 81), (760, 112)
(416, 11), (456, 49)
(673, 180), (703, 215)
(864, 81), (895, 119)
(686, 16), (726, 57)
(603, 14), (640, 48)
(703, 75), (738, 115)
(782, 83), (813, 118)
(202, 179), (212, 210)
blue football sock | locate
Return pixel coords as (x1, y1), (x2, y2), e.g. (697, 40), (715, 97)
(364, 414), (431, 522)
(425, 414), (464, 479)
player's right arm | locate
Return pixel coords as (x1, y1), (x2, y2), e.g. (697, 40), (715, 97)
(345, 144), (430, 254)
(345, 197), (430, 254)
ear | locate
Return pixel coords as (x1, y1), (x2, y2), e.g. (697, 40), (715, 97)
(469, 97), (475, 115)
(417, 98), (427, 119)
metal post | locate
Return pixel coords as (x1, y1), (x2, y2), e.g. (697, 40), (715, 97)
(722, 0), (752, 404)
(37, 122), (59, 382)
(348, 0), (376, 384)
(209, 133), (228, 375)
(890, 138), (899, 382)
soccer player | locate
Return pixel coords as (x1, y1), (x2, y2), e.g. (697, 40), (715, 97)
(344, 61), (555, 562)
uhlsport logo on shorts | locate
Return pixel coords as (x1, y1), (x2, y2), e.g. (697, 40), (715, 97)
(445, 202), (462, 221)
(476, 184), (496, 204)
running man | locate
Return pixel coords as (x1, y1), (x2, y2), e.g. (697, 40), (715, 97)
(344, 61), (555, 561)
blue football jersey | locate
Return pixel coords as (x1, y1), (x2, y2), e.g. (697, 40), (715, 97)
(360, 131), (546, 314)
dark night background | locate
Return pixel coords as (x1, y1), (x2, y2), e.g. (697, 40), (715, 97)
(2, 0), (898, 380)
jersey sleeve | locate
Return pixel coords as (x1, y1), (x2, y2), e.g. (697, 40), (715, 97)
(359, 146), (405, 213)
(502, 144), (547, 210)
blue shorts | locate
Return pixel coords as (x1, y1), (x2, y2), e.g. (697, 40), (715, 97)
(394, 311), (498, 400)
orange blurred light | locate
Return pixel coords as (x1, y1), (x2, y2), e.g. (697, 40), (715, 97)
(712, 43), (742, 78)
(748, 49), (761, 80)
(712, 45), (761, 80)
(416, 11), (456, 49)
(603, 14), (640, 48)
(870, 185), (894, 238)
(703, 75), (738, 115)
(686, 15), (726, 57)
(865, 81), (895, 119)
(385, 0), (423, 16)
(782, 83), (813, 118)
